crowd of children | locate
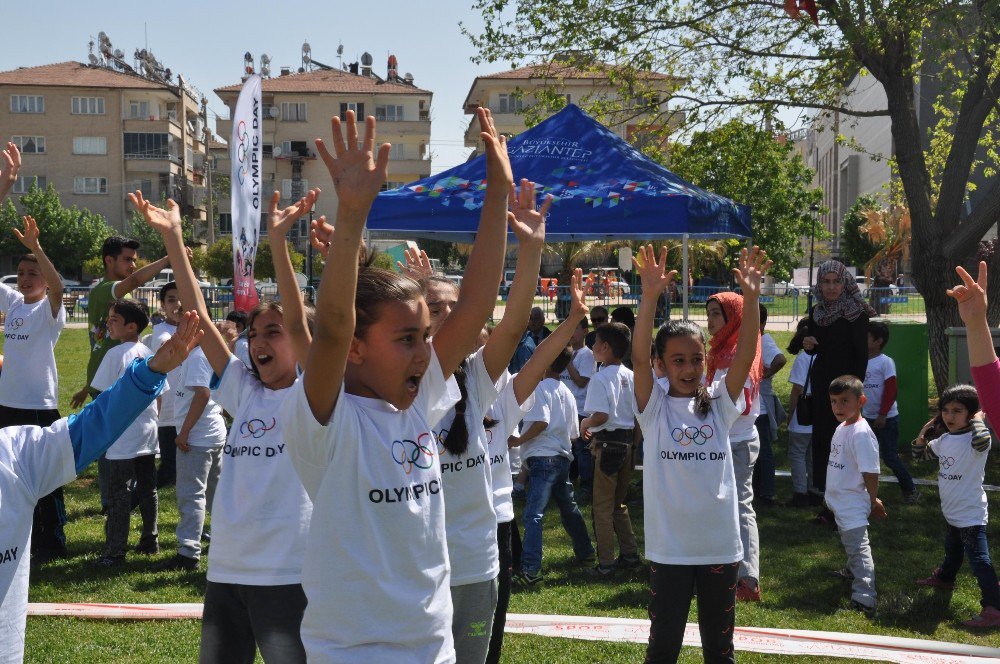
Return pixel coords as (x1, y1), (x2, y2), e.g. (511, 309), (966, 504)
(0, 106), (999, 664)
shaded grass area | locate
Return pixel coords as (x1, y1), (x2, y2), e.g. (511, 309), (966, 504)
(11, 330), (1000, 661)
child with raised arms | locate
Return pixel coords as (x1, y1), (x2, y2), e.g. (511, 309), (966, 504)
(631, 244), (770, 664)
(278, 108), (509, 663)
(128, 187), (320, 662)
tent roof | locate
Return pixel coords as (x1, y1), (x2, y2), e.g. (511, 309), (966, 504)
(367, 104), (751, 243)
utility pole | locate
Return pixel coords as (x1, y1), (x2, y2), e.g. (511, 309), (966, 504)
(202, 97), (215, 247)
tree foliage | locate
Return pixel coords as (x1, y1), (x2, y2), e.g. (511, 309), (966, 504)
(840, 194), (884, 270)
(466, 0), (1000, 391)
(666, 120), (823, 281)
(0, 182), (111, 280)
(202, 236), (305, 282)
(124, 209), (196, 263)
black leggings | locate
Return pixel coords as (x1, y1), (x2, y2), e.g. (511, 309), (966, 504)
(646, 562), (739, 664)
(486, 518), (522, 664)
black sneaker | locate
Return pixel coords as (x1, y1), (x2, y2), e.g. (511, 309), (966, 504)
(616, 554), (643, 569)
(848, 599), (876, 618)
(91, 555), (125, 568)
(157, 554), (198, 571)
(830, 567), (854, 580)
(514, 570), (543, 586)
(134, 540), (159, 555)
(586, 563), (616, 578)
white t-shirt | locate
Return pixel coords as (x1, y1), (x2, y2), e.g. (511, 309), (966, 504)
(208, 356), (312, 585)
(862, 353), (898, 419)
(825, 419), (881, 530)
(711, 368), (759, 442)
(280, 349), (460, 664)
(435, 348), (500, 587)
(0, 419), (74, 663)
(171, 347), (226, 447)
(758, 334), (782, 414)
(560, 346), (595, 415)
(149, 321), (177, 424)
(485, 373), (532, 524)
(0, 284), (65, 410)
(521, 378), (578, 461)
(91, 342), (158, 460)
(929, 429), (990, 527)
(584, 364), (634, 432)
(787, 351), (814, 434)
(234, 336), (251, 369)
(634, 375), (744, 564)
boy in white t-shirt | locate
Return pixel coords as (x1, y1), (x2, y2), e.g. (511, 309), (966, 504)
(581, 322), (639, 576)
(510, 346), (595, 583)
(825, 375), (887, 617)
(753, 304), (786, 504)
(560, 317), (595, 499)
(150, 281), (183, 488)
(90, 300), (160, 566)
(864, 320), (919, 504)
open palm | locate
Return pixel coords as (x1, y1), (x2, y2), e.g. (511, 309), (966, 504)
(733, 246), (771, 297)
(1, 142), (21, 185)
(568, 268), (589, 319)
(507, 178), (550, 246)
(128, 191), (182, 234)
(148, 311), (204, 374)
(633, 244), (676, 299)
(315, 111), (389, 213)
(14, 215), (41, 250)
(269, 188), (319, 238)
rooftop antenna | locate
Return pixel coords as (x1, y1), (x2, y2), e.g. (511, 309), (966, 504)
(337, 42), (344, 69)
(302, 41), (311, 72)
(244, 51), (254, 76)
(360, 51), (373, 77)
(260, 53), (271, 78)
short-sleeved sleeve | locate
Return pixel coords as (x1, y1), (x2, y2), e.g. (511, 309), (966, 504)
(576, 348), (595, 379)
(491, 373), (534, 439)
(882, 356), (897, 380)
(90, 349), (123, 392)
(708, 380), (744, 431)
(212, 354), (257, 414)
(184, 350), (215, 389)
(788, 352), (811, 389)
(852, 426), (882, 474)
(633, 366), (665, 430)
(761, 334), (782, 367)
(583, 372), (610, 415)
(523, 385), (551, 425)
(7, 419), (76, 502)
(465, 346), (501, 416)
(0, 281), (20, 314)
(48, 302), (67, 329)
(418, 349), (461, 429)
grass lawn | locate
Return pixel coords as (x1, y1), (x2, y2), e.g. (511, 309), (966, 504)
(9, 329), (1000, 662)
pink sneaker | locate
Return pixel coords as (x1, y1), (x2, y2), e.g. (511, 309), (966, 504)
(915, 568), (956, 590)
(736, 579), (761, 602)
(963, 605), (1000, 629)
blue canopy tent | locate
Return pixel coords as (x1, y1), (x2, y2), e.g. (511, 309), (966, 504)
(367, 104), (752, 315)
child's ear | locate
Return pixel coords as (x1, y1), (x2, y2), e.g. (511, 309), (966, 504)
(347, 336), (365, 366)
(859, 394), (867, 406)
(653, 357), (666, 373)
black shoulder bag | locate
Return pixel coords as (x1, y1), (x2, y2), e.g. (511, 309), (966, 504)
(796, 355), (816, 427)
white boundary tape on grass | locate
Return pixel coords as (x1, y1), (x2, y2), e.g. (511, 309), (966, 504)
(26, 604), (1000, 662)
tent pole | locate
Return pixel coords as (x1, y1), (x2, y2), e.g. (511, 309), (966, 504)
(682, 233), (689, 320)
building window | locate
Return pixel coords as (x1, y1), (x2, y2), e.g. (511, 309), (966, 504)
(389, 144), (409, 160)
(129, 100), (152, 119)
(339, 102), (365, 120)
(497, 93), (522, 114)
(262, 143), (273, 158)
(74, 177), (108, 195)
(73, 136), (108, 155)
(11, 176), (46, 194)
(375, 105), (404, 121)
(281, 178), (309, 200)
(218, 213), (232, 235)
(10, 95), (44, 113)
(11, 136), (45, 154)
(126, 179), (153, 199)
(280, 102), (307, 122)
(124, 133), (170, 159)
(71, 96), (105, 115)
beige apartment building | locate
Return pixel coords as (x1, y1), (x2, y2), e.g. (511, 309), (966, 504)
(213, 60), (432, 251)
(463, 62), (681, 154)
(0, 60), (209, 233)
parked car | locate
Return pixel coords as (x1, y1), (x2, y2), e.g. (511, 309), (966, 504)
(149, 268), (210, 289)
(2, 274), (81, 288)
(609, 280), (631, 296)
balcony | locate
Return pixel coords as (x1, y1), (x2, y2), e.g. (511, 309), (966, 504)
(388, 158), (431, 177)
(124, 156), (182, 174)
(372, 119), (432, 136)
(124, 116), (184, 138)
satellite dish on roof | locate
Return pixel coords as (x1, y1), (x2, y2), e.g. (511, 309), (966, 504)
(303, 54), (311, 64)
(272, 145), (283, 157)
(337, 43), (344, 56)
(98, 31), (108, 42)
(360, 52), (373, 66)
(88, 54), (99, 65)
(261, 53), (271, 64)
(404, 72), (414, 83)
(114, 49), (124, 59)
(302, 42), (311, 54)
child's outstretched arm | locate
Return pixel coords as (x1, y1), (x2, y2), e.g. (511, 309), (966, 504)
(0, 142), (20, 203)
(306, 111), (390, 423)
(726, 247), (771, 403)
(14, 215), (63, 317)
(433, 107), (512, 377)
(397, 245), (433, 279)
(483, 179), (551, 382)
(268, 189), (320, 367)
(949, 262), (1000, 425)
(511, 269), (588, 405)
(127, 193), (232, 378)
(632, 244), (677, 413)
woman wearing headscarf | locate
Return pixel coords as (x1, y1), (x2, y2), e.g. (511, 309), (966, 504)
(802, 260), (876, 524)
(706, 292), (766, 601)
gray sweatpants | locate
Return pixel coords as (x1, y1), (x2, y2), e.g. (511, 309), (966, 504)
(838, 525), (876, 608)
(731, 431), (760, 584)
(787, 431), (813, 494)
(175, 444), (222, 560)
(451, 577), (499, 664)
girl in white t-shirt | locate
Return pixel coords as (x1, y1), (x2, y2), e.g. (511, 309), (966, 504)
(129, 187), (321, 662)
(631, 244), (770, 664)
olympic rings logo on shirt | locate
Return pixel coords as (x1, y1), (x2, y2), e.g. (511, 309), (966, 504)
(940, 456), (956, 470)
(239, 417), (276, 439)
(671, 425), (714, 446)
(830, 442), (841, 457)
(6, 317), (24, 331)
(392, 433), (436, 474)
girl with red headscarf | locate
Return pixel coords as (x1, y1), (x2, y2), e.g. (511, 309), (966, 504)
(706, 292), (765, 602)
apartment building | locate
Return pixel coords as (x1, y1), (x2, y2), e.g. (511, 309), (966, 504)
(462, 61), (681, 154)
(213, 55), (432, 250)
(0, 60), (209, 232)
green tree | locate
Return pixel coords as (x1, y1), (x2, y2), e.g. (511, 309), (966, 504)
(840, 194), (884, 270)
(467, 1), (1000, 391)
(666, 120), (823, 281)
(0, 182), (111, 280)
(124, 209), (195, 263)
(201, 236), (305, 282)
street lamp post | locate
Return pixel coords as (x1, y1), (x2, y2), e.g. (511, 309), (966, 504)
(807, 202), (820, 313)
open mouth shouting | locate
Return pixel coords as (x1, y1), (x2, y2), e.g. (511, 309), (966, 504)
(406, 372), (423, 394)
(256, 353), (273, 367)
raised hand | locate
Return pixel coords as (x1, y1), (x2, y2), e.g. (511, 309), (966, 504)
(309, 216), (333, 257)
(148, 311), (205, 374)
(1, 142), (21, 188)
(732, 246), (772, 299)
(632, 244), (677, 299)
(128, 191), (182, 235)
(216, 320), (239, 349)
(269, 188), (319, 238)
(947, 261), (987, 325)
(314, 110), (389, 215)
(14, 215), (41, 251)
(507, 179), (550, 247)
(397, 246), (433, 279)
(479, 107), (514, 189)
(568, 267), (589, 319)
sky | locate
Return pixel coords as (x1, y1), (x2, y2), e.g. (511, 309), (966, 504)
(0, 0), (504, 174)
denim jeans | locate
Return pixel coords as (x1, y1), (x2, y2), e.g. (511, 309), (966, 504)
(752, 414), (775, 499)
(939, 524), (1000, 609)
(520, 455), (594, 574)
(572, 433), (594, 493)
(865, 416), (915, 493)
(200, 582), (307, 663)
